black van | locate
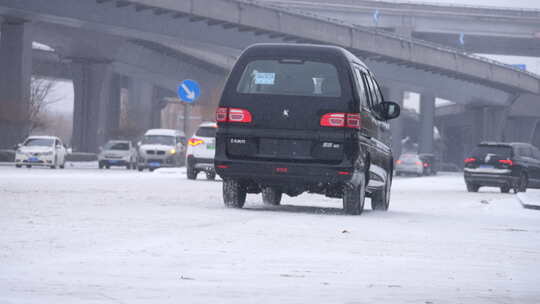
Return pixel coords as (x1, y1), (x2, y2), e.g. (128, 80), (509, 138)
(214, 44), (400, 215)
(464, 142), (540, 193)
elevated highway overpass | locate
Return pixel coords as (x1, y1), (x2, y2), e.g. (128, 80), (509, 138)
(259, 0), (540, 57)
(1, 0), (539, 161)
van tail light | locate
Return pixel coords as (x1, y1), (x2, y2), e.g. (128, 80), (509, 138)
(229, 108), (252, 123)
(464, 157), (476, 163)
(216, 107), (228, 122)
(188, 138), (204, 146)
(346, 114), (361, 129)
(499, 159), (513, 166)
(321, 113), (345, 127)
(395, 160), (402, 164)
(415, 161), (422, 166)
(320, 113), (361, 128)
(216, 107), (252, 123)
(423, 163), (429, 167)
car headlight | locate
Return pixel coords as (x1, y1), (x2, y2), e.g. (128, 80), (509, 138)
(169, 148), (176, 154)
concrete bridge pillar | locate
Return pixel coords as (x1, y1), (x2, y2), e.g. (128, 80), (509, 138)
(127, 78), (160, 134)
(382, 86), (405, 159)
(106, 73), (122, 137)
(0, 20), (32, 148)
(71, 61), (116, 152)
(419, 92), (435, 154)
(469, 106), (508, 144)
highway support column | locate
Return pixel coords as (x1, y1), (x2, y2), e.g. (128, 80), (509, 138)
(71, 61), (118, 152)
(383, 87), (405, 160)
(0, 20), (32, 148)
(419, 92), (435, 154)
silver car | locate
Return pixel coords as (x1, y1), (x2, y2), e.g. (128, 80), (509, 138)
(137, 129), (186, 171)
(395, 153), (425, 176)
(98, 140), (137, 170)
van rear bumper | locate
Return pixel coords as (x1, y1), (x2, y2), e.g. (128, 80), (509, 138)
(464, 171), (517, 187)
(215, 158), (354, 186)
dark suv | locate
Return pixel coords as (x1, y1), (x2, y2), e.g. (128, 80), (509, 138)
(214, 44), (400, 215)
(464, 142), (540, 193)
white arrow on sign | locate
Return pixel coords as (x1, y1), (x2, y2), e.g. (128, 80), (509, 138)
(181, 83), (196, 100)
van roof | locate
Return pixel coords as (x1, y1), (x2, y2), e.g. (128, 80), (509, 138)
(241, 43), (368, 69)
(144, 129), (185, 137)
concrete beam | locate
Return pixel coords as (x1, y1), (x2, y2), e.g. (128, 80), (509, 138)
(0, 20), (32, 149)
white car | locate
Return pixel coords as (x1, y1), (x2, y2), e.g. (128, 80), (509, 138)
(395, 153), (425, 176)
(186, 122), (217, 180)
(15, 136), (67, 169)
(137, 129), (186, 171)
(98, 140), (137, 170)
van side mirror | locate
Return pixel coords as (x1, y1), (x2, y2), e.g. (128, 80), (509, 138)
(13, 143), (21, 150)
(376, 101), (400, 120)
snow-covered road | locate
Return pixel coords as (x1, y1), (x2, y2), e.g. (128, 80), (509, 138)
(1, 165), (539, 303)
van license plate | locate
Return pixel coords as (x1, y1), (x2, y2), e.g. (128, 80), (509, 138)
(149, 162), (160, 167)
(479, 164), (493, 169)
(29, 157), (39, 162)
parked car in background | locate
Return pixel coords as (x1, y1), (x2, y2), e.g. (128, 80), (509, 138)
(214, 43), (400, 215)
(137, 129), (186, 171)
(186, 122), (217, 180)
(395, 153), (424, 176)
(98, 140), (137, 170)
(14, 136), (66, 169)
(464, 142), (540, 193)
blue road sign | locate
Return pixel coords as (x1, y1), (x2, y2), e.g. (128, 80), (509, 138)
(177, 79), (201, 103)
(511, 64), (526, 71)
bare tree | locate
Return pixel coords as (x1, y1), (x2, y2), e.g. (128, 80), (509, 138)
(29, 77), (61, 133)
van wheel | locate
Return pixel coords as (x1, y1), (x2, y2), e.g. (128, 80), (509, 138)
(187, 165), (197, 180)
(137, 166), (144, 172)
(223, 179), (246, 208)
(206, 172), (216, 180)
(371, 175), (391, 211)
(15, 164), (21, 168)
(466, 183), (479, 192)
(342, 176), (365, 215)
(262, 187), (282, 206)
(514, 173), (528, 193)
(500, 186), (511, 193)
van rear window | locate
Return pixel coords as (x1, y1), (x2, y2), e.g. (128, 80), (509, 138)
(236, 59), (342, 97)
(470, 145), (512, 158)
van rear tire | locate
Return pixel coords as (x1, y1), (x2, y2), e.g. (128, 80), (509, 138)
(342, 176), (365, 215)
(371, 175), (391, 211)
(262, 187), (282, 206)
(223, 179), (246, 208)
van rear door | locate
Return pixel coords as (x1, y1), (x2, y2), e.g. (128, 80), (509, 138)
(220, 57), (355, 163)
